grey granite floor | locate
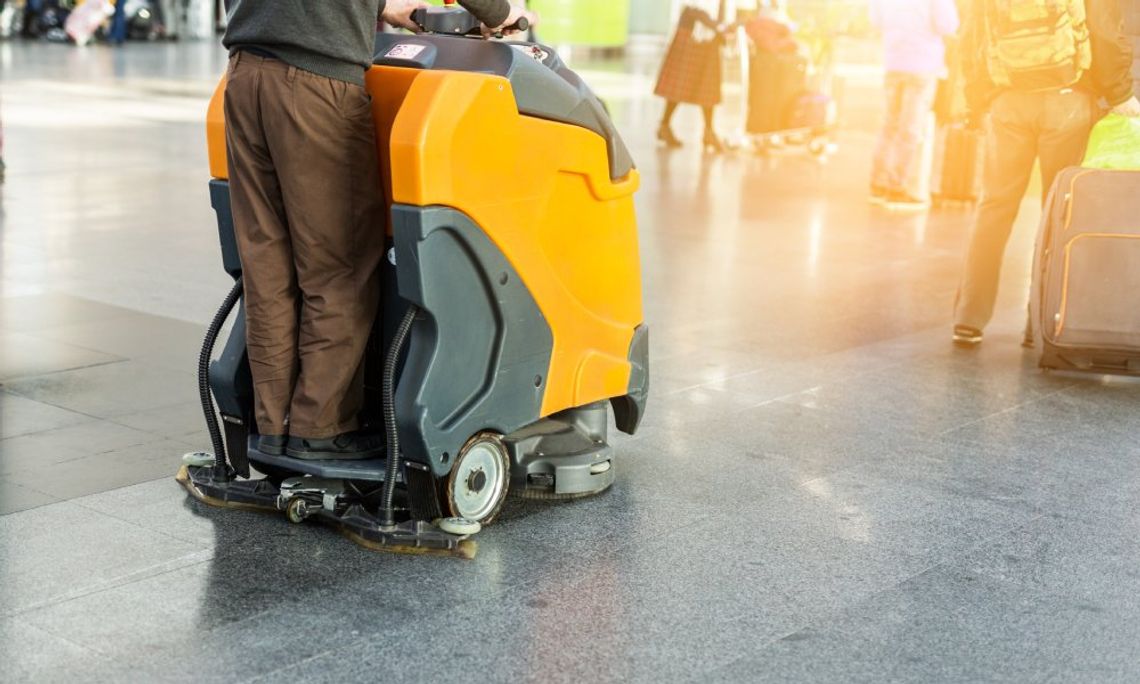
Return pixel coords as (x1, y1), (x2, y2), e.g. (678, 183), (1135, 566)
(2, 40), (1139, 683)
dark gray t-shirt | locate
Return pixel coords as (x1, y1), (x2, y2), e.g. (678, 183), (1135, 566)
(223, 0), (511, 86)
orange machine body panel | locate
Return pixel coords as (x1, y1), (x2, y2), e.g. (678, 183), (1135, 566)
(206, 76), (228, 180)
(204, 66), (644, 420)
(385, 70), (642, 418)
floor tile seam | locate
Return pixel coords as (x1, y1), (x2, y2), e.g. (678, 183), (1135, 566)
(892, 436), (1138, 515)
(913, 512), (1049, 566)
(702, 550), (1003, 673)
(26, 304), (209, 336)
(0, 475), (61, 505)
(9, 619), (113, 663)
(929, 383), (1079, 440)
(1, 325), (141, 360)
(237, 635), (367, 684)
(100, 415), (206, 449)
(914, 531), (1140, 613)
(0, 387), (196, 423)
(0, 435), (162, 472)
(295, 514), (724, 655)
(10, 556), (216, 626)
(69, 482), (217, 547)
(0, 355), (134, 384)
(727, 520), (1054, 666)
(233, 584), (531, 683)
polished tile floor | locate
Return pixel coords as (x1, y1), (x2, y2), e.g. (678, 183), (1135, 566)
(2, 40), (1140, 683)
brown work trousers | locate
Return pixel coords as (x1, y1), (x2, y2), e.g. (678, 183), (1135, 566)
(224, 52), (385, 439)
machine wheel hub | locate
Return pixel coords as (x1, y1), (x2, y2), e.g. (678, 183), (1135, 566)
(467, 468), (487, 494)
(446, 434), (509, 523)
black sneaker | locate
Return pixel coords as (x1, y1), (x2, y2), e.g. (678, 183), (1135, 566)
(258, 434), (287, 456)
(885, 189), (929, 212)
(286, 432), (384, 461)
(953, 325), (984, 348)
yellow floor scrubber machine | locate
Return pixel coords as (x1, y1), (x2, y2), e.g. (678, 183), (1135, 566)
(178, 6), (648, 558)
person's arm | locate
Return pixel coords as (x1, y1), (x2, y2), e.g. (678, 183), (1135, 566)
(691, 8), (721, 31)
(933, 0), (960, 37)
(1085, 0), (1135, 110)
(960, 0), (993, 121)
(380, 0), (429, 31)
(459, 0), (513, 30)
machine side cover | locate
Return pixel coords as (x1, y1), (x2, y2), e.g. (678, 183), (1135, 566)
(210, 180), (242, 278)
(373, 33), (634, 180)
(611, 324), (648, 435)
(206, 180), (253, 425)
(391, 205), (553, 477)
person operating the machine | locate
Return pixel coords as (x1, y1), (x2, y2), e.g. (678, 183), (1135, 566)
(222, 0), (535, 460)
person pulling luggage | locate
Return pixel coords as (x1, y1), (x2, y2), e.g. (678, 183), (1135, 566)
(952, 0), (1137, 348)
(654, 5), (733, 153)
(221, 0), (536, 460)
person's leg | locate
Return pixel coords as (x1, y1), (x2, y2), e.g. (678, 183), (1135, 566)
(109, 0), (127, 44)
(884, 74), (937, 197)
(701, 105), (715, 134)
(953, 91), (1040, 333)
(872, 72), (904, 193)
(223, 55), (299, 438)
(701, 105), (726, 151)
(266, 67), (385, 440)
(658, 100), (682, 146)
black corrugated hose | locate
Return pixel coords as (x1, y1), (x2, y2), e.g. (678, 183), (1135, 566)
(380, 305), (418, 527)
(199, 277), (244, 478)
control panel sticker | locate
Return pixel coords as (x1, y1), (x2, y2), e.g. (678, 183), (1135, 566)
(386, 44), (427, 60)
(511, 44), (549, 63)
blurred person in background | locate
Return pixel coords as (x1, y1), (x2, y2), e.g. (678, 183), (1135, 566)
(655, 4), (732, 153)
(869, 0), (961, 210)
(109, 0), (128, 44)
(952, 0), (1137, 348)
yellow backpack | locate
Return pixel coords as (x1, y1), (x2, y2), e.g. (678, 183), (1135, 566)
(984, 0), (1092, 91)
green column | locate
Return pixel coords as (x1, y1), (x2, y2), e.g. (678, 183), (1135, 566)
(527, 0), (632, 47)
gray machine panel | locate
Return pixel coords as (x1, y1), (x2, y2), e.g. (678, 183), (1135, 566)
(373, 33), (634, 180)
(390, 205), (554, 477)
(611, 324), (648, 435)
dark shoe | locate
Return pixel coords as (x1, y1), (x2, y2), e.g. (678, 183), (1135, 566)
(1022, 327), (1035, 349)
(286, 432), (384, 461)
(885, 189), (929, 212)
(953, 325), (984, 348)
(657, 124), (683, 148)
(258, 434), (287, 456)
(869, 184), (888, 205)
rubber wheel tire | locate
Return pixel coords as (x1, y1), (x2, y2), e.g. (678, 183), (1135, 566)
(285, 497), (308, 524)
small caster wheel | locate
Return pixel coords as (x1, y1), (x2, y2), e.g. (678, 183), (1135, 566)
(808, 138), (827, 158)
(439, 517), (482, 536)
(285, 497), (309, 524)
(182, 452), (215, 468)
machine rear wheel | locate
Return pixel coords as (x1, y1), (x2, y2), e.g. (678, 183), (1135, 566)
(443, 433), (510, 525)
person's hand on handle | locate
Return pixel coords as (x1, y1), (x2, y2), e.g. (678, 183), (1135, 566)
(482, 3), (538, 39)
(381, 0), (431, 32)
(1112, 95), (1140, 118)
